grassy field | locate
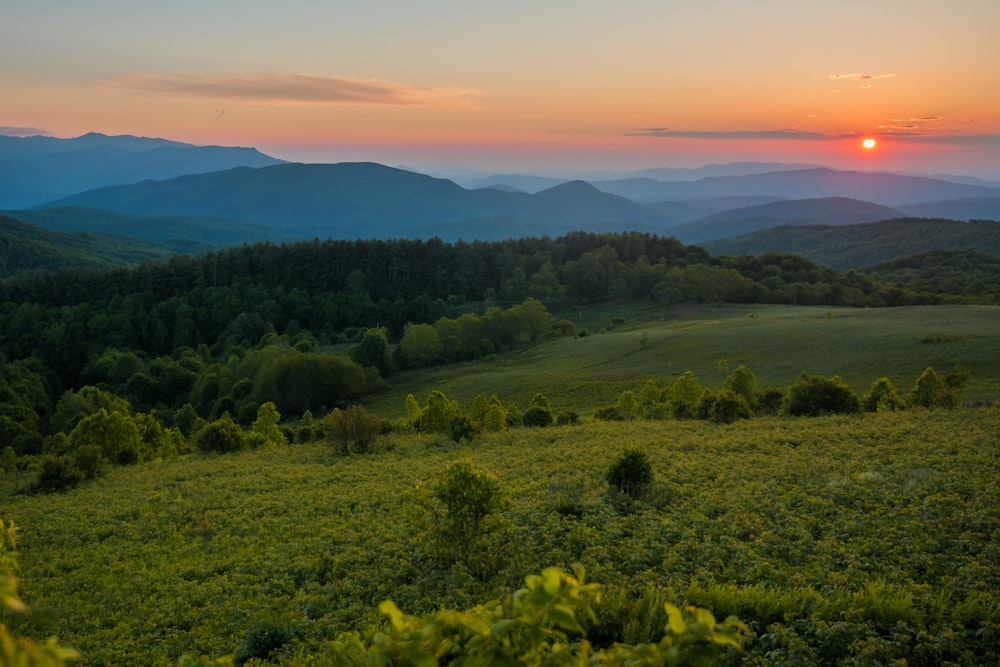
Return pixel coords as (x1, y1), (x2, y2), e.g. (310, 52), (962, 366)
(4, 409), (999, 664)
(367, 303), (1000, 417)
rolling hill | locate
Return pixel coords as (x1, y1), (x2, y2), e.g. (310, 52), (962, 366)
(20, 150), (1000, 247)
(896, 197), (1000, 221)
(699, 218), (1000, 270)
(0, 213), (204, 277)
(36, 163), (673, 241)
(668, 196), (903, 244)
(591, 167), (1000, 207)
(0, 132), (285, 209)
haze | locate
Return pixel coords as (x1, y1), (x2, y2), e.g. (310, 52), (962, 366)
(3, 0), (999, 179)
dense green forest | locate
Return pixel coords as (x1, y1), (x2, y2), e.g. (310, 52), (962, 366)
(1, 231), (997, 460)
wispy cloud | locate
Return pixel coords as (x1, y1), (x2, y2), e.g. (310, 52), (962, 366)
(827, 72), (896, 81)
(828, 72), (896, 89)
(627, 128), (846, 140)
(0, 125), (51, 137)
(94, 72), (483, 108)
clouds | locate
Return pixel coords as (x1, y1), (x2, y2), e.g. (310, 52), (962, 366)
(628, 128), (844, 140)
(828, 72), (896, 89)
(878, 116), (944, 133)
(0, 125), (51, 137)
(94, 72), (483, 108)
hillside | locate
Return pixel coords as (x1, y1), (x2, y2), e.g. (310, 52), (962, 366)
(7, 206), (288, 247)
(0, 132), (285, 209)
(0, 213), (200, 277)
(669, 196), (902, 244)
(592, 167), (1000, 207)
(897, 196), (1000, 221)
(700, 218), (1000, 270)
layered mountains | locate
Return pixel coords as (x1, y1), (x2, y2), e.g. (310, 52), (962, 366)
(2, 132), (1000, 273)
(0, 132), (284, 209)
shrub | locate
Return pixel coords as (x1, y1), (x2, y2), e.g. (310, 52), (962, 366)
(707, 390), (752, 424)
(434, 459), (505, 544)
(233, 622), (294, 667)
(784, 373), (860, 417)
(607, 449), (654, 499)
(251, 401), (288, 447)
(194, 414), (246, 454)
(37, 455), (84, 492)
(523, 406), (553, 427)
(324, 405), (381, 454)
(863, 377), (905, 412)
(448, 415), (478, 442)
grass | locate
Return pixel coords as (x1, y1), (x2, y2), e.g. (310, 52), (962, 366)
(368, 303), (1000, 417)
(4, 409), (999, 664)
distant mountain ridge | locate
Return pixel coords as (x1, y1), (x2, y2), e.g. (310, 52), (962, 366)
(700, 218), (1000, 270)
(37, 163), (670, 241)
(0, 132), (285, 208)
(669, 197), (904, 244)
(2, 128), (994, 250)
(591, 167), (1000, 206)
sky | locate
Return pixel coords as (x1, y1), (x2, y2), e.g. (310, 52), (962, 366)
(2, 0), (999, 179)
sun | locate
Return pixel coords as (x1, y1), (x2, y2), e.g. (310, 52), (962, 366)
(861, 137), (877, 150)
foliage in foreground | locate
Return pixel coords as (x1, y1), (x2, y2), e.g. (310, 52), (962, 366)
(1, 519), (78, 666)
(3, 410), (999, 665)
(323, 565), (747, 666)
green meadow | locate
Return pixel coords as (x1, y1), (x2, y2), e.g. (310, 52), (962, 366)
(4, 302), (1000, 665)
(4, 409), (999, 665)
(368, 304), (1000, 417)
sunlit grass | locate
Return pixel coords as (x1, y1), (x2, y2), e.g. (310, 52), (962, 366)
(368, 304), (1000, 417)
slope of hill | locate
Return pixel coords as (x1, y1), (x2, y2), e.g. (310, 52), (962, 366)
(668, 197), (902, 244)
(0, 213), (200, 277)
(0, 132), (285, 208)
(592, 167), (1000, 206)
(896, 197), (1000, 221)
(36, 163), (673, 241)
(700, 218), (1000, 270)
(5, 206), (280, 247)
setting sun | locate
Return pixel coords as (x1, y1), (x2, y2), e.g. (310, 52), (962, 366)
(862, 137), (877, 150)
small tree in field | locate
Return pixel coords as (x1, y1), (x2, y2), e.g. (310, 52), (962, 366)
(784, 373), (860, 417)
(862, 377), (905, 412)
(607, 449), (654, 499)
(434, 459), (505, 551)
(522, 393), (553, 427)
(250, 401), (287, 447)
(324, 405), (381, 454)
(194, 413), (246, 454)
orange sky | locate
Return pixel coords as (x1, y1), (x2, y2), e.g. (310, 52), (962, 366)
(2, 1), (999, 178)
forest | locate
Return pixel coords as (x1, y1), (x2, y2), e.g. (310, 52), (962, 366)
(1, 230), (999, 665)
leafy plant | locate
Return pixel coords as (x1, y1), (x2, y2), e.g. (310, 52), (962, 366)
(784, 372), (860, 416)
(324, 565), (747, 666)
(607, 449), (654, 499)
(324, 405), (381, 454)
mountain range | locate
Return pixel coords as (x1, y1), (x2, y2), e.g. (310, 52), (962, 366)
(0, 132), (284, 209)
(2, 132), (1000, 268)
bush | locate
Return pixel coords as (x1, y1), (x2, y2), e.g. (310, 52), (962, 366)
(434, 459), (505, 544)
(523, 406), (553, 428)
(863, 377), (906, 412)
(448, 415), (478, 442)
(707, 390), (752, 424)
(323, 405), (381, 454)
(784, 373), (860, 417)
(607, 449), (654, 499)
(194, 414), (246, 454)
(233, 622), (294, 667)
(37, 455), (84, 492)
